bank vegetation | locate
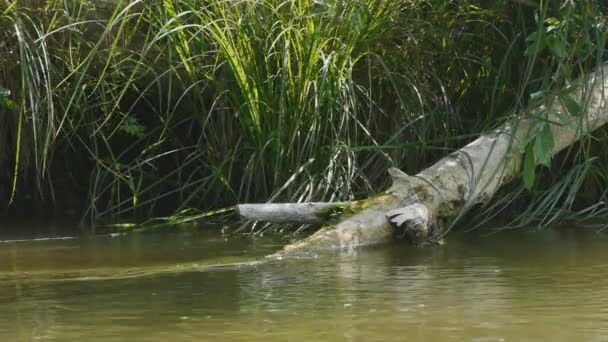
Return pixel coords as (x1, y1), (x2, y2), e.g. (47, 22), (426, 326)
(1, 0), (607, 233)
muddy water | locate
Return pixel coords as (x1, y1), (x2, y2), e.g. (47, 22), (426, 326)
(1, 226), (608, 341)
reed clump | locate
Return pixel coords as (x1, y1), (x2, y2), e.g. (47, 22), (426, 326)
(1, 0), (607, 230)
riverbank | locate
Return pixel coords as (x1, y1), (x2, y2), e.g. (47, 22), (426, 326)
(1, 1), (608, 232)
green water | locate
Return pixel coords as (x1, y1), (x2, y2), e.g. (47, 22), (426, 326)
(2, 226), (608, 341)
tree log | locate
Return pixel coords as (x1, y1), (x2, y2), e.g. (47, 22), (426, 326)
(237, 202), (350, 224)
(238, 65), (608, 258)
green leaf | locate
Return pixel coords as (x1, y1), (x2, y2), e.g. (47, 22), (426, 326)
(534, 124), (553, 167)
(544, 17), (561, 33)
(119, 117), (146, 139)
(560, 94), (582, 117)
(523, 143), (536, 190)
(524, 38), (545, 57)
(1, 98), (17, 110)
(541, 125), (554, 160)
(545, 36), (567, 60)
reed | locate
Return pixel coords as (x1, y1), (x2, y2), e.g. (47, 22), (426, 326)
(1, 0), (607, 230)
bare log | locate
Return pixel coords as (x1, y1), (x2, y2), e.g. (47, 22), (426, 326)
(237, 202), (350, 224)
(242, 65), (608, 258)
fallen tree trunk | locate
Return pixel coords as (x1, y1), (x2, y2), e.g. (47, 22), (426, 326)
(236, 202), (349, 224)
(239, 65), (608, 258)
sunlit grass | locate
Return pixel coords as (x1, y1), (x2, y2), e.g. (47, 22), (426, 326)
(0, 0), (607, 232)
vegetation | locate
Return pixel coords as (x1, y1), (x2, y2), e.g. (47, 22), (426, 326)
(1, 0), (607, 232)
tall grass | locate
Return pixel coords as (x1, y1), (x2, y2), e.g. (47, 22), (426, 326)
(1, 0), (607, 231)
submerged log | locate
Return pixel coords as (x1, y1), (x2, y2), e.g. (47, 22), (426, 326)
(239, 65), (608, 257)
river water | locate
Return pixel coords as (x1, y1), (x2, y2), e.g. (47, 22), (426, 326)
(1, 226), (608, 341)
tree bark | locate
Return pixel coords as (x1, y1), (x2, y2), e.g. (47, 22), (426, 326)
(239, 65), (608, 258)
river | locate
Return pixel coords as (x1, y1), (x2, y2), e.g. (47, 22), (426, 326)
(1, 225), (608, 341)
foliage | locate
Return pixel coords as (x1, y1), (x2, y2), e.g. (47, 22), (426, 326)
(0, 0), (607, 231)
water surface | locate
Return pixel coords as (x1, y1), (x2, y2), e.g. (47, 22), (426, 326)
(1, 226), (608, 341)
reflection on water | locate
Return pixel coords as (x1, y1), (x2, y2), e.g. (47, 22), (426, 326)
(1, 227), (608, 341)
